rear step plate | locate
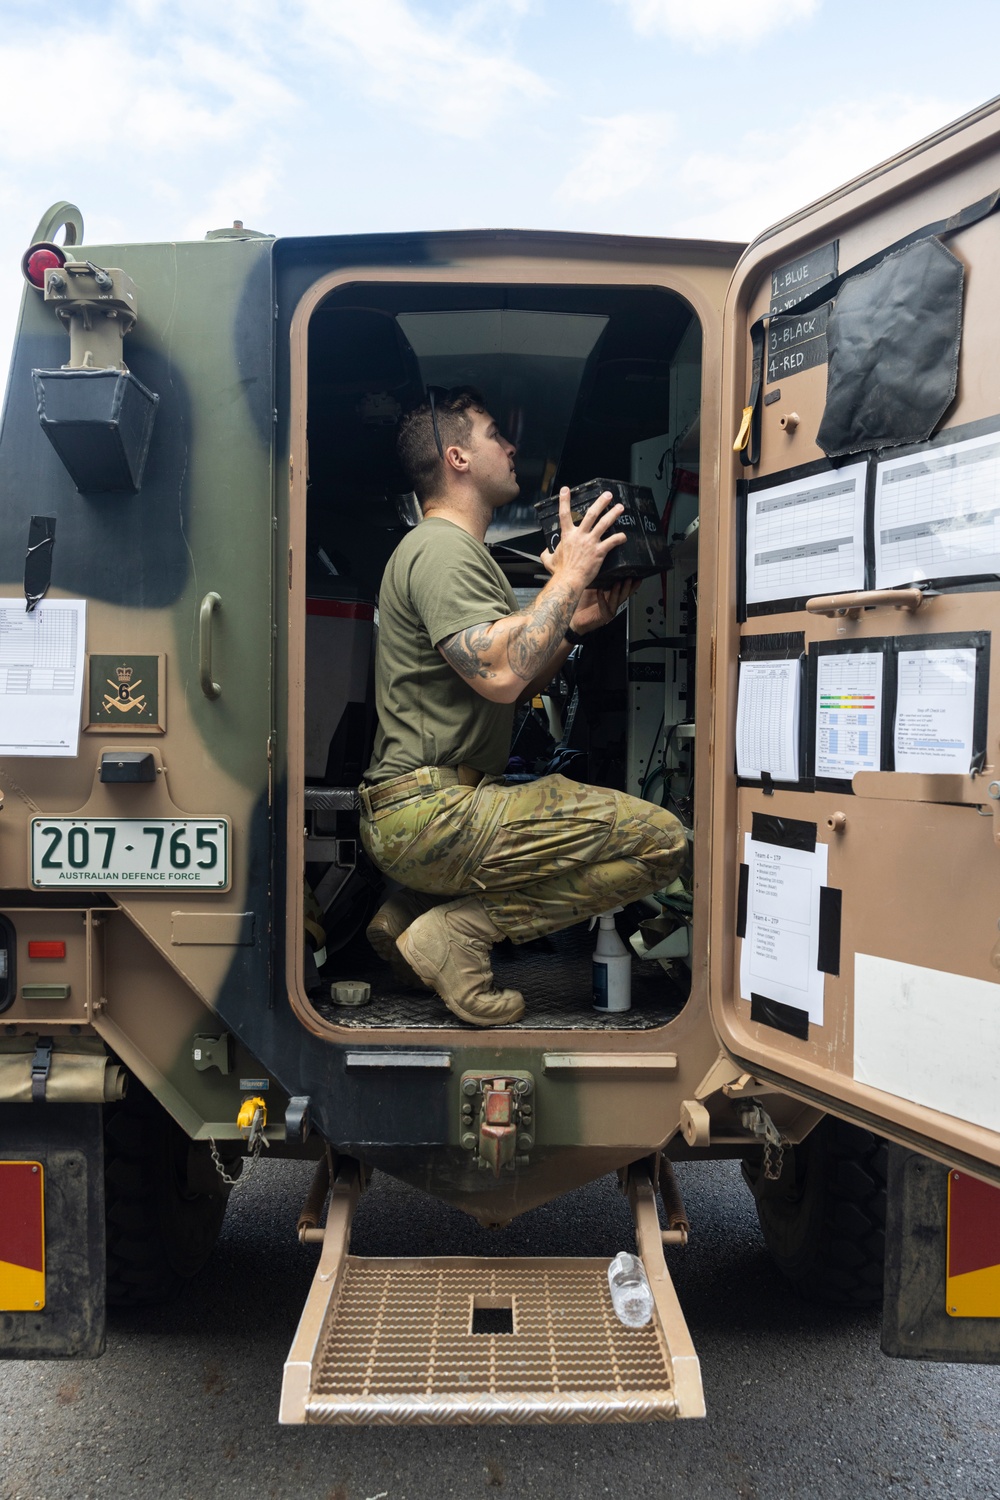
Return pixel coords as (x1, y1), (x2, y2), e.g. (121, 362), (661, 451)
(281, 1166), (704, 1425)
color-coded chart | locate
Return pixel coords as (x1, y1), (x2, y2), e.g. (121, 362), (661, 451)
(815, 651), (884, 780)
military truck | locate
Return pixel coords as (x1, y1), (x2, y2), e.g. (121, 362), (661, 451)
(2, 95), (999, 1426)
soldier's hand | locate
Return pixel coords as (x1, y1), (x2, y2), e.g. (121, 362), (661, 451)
(569, 578), (639, 635)
(540, 487), (626, 589)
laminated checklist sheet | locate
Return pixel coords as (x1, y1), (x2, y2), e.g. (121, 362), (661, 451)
(735, 659), (801, 782)
(739, 832), (829, 1027)
(0, 600), (87, 756)
(874, 429), (1000, 587)
(894, 646), (977, 775)
(744, 462), (867, 607)
(815, 650), (884, 781)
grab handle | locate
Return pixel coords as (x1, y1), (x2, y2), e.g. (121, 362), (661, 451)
(199, 592), (222, 700)
(805, 588), (924, 620)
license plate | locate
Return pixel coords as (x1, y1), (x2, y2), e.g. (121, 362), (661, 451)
(31, 818), (229, 889)
(0, 1161), (45, 1311)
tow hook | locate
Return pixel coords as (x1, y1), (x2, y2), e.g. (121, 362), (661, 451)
(459, 1072), (534, 1176)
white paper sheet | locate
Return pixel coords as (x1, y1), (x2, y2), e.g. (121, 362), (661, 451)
(815, 650), (884, 780)
(739, 834), (829, 1025)
(893, 646), (977, 775)
(0, 599), (86, 757)
(854, 954), (1000, 1133)
(744, 462), (867, 606)
(874, 428), (1000, 588)
(735, 659), (801, 781)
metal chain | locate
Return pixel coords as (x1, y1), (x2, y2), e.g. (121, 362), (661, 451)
(209, 1112), (269, 1189)
(741, 1101), (786, 1182)
(762, 1135), (785, 1182)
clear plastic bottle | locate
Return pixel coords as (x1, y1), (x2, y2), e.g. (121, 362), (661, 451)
(607, 1251), (654, 1327)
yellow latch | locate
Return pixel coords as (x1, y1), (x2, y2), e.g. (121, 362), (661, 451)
(237, 1095), (267, 1136)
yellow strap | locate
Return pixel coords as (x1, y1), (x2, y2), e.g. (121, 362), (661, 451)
(303, 916), (326, 949)
(733, 405), (754, 453)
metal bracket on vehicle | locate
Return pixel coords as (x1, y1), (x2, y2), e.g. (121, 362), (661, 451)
(30, 1037), (53, 1103)
(286, 1095), (312, 1143)
(739, 1101), (787, 1182)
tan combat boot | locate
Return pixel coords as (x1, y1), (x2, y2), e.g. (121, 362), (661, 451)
(396, 897), (525, 1027)
(366, 889), (441, 989)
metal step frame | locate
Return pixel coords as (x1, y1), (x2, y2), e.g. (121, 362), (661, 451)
(280, 1162), (704, 1426)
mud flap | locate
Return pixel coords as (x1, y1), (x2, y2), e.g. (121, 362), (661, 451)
(0, 1104), (106, 1359)
(882, 1145), (1000, 1364)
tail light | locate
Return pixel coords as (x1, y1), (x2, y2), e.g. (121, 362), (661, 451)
(20, 241), (67, 289)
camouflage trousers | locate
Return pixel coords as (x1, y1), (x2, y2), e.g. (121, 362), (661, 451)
(359, 773), (686, 944)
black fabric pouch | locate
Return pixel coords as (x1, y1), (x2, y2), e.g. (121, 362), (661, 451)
(816, 236), (964, 458)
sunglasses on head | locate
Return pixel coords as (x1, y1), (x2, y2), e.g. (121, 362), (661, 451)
(425, 386), (482, 461)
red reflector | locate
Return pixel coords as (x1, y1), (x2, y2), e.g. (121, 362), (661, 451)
(24, 247), (65, 288)
(28, 942), (65, 960)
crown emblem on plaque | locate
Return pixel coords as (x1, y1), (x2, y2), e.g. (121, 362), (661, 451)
(102, 660), (147, 717)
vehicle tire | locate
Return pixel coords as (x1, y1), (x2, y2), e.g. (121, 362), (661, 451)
(743, 1114), (887, 1306)
(104, 1078), (233, 1306)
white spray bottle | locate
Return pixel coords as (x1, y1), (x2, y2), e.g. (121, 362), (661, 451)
(592, 907), (631, 1013)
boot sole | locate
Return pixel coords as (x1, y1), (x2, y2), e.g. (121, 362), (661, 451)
(397, 930), (525, 1027)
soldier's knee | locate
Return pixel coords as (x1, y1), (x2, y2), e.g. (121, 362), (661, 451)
(631, 801), (687, 876)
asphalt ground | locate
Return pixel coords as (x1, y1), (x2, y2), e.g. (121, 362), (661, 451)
(1, 1157), (998, 1500)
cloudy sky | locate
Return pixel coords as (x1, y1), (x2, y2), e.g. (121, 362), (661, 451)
(1, 0), (998, 390)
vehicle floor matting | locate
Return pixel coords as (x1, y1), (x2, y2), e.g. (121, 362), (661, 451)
(314, 919), (686, 1030)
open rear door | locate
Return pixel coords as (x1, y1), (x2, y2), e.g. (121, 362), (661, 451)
(710, 99), (1000, 1184)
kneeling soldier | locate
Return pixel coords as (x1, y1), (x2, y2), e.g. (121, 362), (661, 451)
(359, 388), (686, 1026)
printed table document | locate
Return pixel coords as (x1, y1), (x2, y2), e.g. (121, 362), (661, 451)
(0, 599), (86, 757)
(874, 429), (1000, 587)
(894, 647), (977, 775)
(736, 659), (801, 781)
(815, 651), (884, 780)
(745, 462), (867, 606)
(739, 833), (828, 1026)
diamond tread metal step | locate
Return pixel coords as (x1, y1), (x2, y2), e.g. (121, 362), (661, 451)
(305, 1255), (676, 1425)
(280, 1163), (704, 1426)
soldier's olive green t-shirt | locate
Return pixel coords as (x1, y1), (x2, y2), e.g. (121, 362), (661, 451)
(366, 517), (518, 783)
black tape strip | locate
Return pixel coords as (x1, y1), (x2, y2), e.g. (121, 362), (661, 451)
(818, 886), (842, 975)
(736, 483), (748, 623)
(740, 631), (805, 661)
(751, 812), (816, 851)
(750, 993), (809, 1040)
(760, 771), (774, 797)
(24, 515), (56, 613)
(736, 863), (749, 939)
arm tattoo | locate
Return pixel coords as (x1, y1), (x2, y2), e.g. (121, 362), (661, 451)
(439, 623), (498, 680)
(506, 585), (576, 681)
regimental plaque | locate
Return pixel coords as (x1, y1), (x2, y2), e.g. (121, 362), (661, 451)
(85, 654), (165, 733)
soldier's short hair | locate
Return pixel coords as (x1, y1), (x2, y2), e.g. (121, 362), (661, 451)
(397, 387), (487, 501)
